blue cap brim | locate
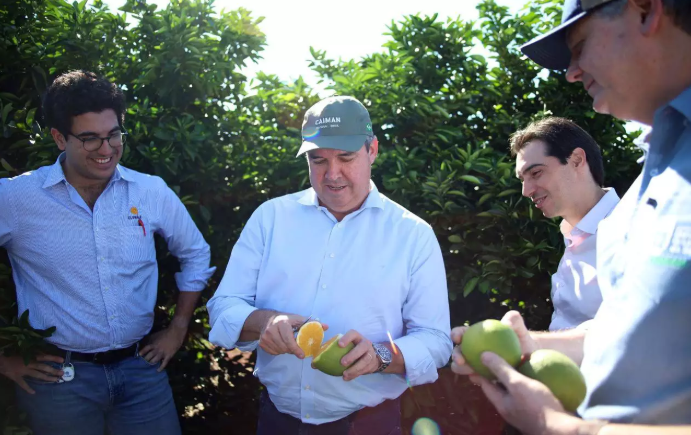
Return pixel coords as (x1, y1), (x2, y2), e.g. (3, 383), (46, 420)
(520, 11), (587, 70)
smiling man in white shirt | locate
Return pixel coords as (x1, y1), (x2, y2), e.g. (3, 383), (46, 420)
(511, 117), (620, 331)
(207, 96), (452, 435)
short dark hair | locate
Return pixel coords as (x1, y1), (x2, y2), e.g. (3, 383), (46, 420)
(42, 70), (126, 137)
(364, 135), (375, 152)
(509, 117), (605, 187)
(596, 0), (691, 36)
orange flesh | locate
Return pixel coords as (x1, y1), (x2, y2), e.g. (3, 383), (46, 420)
(296, 321), (324, 357)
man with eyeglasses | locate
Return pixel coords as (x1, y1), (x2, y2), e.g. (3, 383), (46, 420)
(0, 70), (215, 434)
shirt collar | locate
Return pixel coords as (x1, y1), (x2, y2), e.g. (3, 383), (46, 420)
(668, 84), (691, 124)
(41, 153), (69, 189)
(560, 188), (620, 236)
(42, 153), (133, 189)
(297, 180), (385, 211)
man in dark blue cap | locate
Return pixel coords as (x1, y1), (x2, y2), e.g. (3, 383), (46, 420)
(450, 1), (691, 434)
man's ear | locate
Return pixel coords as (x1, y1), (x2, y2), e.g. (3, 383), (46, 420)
(369, 136), (379, 164)
(631, 0), (664, 36)
(51, 128), (67, 151)
(569, 148), (587, 168)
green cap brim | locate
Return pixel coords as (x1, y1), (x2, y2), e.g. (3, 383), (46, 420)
(297, 135), (369, 157)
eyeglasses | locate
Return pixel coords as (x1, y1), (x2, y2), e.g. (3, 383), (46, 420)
(68, 130), (128, 152)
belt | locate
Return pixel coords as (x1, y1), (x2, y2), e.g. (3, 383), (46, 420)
(50, 342), (140, 365)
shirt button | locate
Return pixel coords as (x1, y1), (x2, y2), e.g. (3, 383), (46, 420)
(322, 284), (327, 289)
(330, 253), (335, 258)
(104, 287), (109, 291)
(305, 414), (310, 419)
(650, 168), (659, 176)
(100, 257), (105, 262)
(110, 315), (116, 320)
(337, 223), (343, 228)
(304, 385), (310, 390)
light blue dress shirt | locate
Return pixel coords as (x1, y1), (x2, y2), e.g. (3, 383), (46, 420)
(580, 86), (691, 423)
(0, 154), (216, 353)
(207, 182), (452, 424)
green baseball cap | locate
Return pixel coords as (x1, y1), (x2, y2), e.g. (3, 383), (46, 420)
(297, 96), (374, 156)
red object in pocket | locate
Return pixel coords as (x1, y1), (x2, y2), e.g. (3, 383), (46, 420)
(138, 218), (146, 236)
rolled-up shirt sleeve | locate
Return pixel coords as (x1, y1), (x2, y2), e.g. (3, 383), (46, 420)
(394, 225), (452, 386)
(207, 205), (265, 351)
(155, 181), (216, 291)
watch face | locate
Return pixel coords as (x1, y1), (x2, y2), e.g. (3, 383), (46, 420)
(376, 344), (392, 363)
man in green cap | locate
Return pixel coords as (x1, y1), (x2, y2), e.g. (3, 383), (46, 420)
(207, 96), (452, 435)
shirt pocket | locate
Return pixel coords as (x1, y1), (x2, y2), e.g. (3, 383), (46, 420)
(118, 224), (155, 263)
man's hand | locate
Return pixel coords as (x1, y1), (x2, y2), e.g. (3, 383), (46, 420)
(0, 354), (65, 395)
(473, 352), (582, 435)
(259, 313), (328, 358)
(451, 310), (539, 376)
(139, 324), (188, 372)
(337, 330), (380, 381)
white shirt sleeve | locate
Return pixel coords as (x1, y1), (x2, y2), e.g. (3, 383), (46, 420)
(207, 204), (265, 351)
(393, 225), (453, 386)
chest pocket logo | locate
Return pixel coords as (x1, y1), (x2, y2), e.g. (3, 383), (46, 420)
(128, 206), (146, 236)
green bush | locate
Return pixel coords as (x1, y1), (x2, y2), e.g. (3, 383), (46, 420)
(0, 0), (641, 433)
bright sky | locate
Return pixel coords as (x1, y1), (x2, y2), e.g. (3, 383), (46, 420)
(104, 0), (527, 92)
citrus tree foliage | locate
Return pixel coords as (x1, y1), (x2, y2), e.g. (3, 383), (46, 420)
(0, 0), (641, 433)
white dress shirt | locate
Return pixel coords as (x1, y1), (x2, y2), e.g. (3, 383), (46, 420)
(207, 182), (452, 424)
(549, 188), (620, 331)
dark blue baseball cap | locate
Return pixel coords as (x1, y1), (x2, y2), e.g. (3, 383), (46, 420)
(520, 0), (617, 70)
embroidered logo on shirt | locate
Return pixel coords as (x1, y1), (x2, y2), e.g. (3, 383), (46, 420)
(128, 206), (146, 236)
(128, 207), (142, 221)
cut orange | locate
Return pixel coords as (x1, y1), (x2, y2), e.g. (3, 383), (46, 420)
(296, 321), (324, 358)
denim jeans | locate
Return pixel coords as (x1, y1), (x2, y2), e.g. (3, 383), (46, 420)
(15, 355), (181, 435)
(256, 390), (402, 435)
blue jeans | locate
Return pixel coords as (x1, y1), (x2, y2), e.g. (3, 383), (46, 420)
(15, 355), (181, 435)
(256, 390), (402, 435)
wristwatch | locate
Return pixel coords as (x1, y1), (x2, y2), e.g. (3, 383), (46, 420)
(372, 343), (392, 373)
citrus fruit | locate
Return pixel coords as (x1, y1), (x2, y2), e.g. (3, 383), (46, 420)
(518, 349), (586, 412)
(411, 417), (441, 435)
(312, 334), (355, 376)
(296, 321), (324, 358)
(460, 319), (522, 379)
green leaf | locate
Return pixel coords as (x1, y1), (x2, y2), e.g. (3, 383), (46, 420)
(478, 193), (493, 205)
(26, 107), (37, 126)
(497, 189), (519, 198)
(448, 235), (462, 244)
(459, 175), (481, 184)
(463, 277), (479, 297)
(1, 158), (14, 172)
(1, 103), (13, 125)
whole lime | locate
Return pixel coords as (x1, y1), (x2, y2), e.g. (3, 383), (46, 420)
(312, 334), (355, 376)
(518, 349), (586, 412)
(460, 319), (522, 379)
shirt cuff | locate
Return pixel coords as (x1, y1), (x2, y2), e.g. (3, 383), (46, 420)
(175, 266), (217, 291)
(208, 303), (258, 350)
(393, 335), (439, 386)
